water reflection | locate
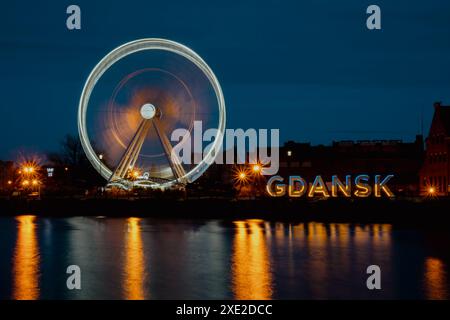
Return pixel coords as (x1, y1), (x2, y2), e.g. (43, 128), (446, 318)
(123, 217), (146, 300)
(424, 257), (448, 300)
(12, 215), (40, 300)
(2, 216), (449, 300)
(232, 219), (273, 300)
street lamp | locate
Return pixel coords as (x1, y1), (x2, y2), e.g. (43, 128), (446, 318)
(233, 168), (250, 198)
(22, 166), (34, 174)
(32, 179), (41, 198)
(251, 163), (264, 198)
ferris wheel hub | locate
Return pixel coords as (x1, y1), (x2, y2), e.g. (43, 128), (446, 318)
(140, 103), (157, 119)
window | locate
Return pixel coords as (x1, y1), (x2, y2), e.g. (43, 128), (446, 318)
(46, 167), (54, 177)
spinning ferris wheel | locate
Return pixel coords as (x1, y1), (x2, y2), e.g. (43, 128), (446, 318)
(77, 39), (226, 189)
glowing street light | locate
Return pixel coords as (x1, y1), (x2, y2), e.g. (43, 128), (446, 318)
(20, 161), (39, 175)
(32, 179), (38, 186)
(22, 166), (35, 174)
(22, 180), (30, 186)
(252, 164), (261, 174)
(233, 167), (249, 185)
(428, 187), (435, 195)
(7, 180), (12, 185)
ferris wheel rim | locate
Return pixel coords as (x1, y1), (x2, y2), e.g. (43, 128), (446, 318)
(77, 38), (226, 187)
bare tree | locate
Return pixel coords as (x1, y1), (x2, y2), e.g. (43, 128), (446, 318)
(48, 134), (87, 166)
(47, 134), (104, 188)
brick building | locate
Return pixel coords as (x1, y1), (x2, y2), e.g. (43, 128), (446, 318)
(279, 136), (424, 195)
(420, 102), (450, 196)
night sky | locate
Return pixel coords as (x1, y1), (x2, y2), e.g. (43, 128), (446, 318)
(1, 0), (450, 159)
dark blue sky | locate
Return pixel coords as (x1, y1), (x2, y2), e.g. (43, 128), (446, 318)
(1, 0), (450, 159)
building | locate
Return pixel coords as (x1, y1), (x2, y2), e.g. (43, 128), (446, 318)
(279, 135), (424, 195)
(420, 102), (450, 196)
(0, 160), (14, 192)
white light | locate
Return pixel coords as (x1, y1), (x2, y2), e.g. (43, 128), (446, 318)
(47, 167), (54, 177)
(140, 103), (156, 119)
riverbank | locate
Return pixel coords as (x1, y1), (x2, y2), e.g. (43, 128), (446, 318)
(1, 197), (449, 227)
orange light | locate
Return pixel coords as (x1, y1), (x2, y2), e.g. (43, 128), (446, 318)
(234, 168), (249, 184)
(32, 180), (38, 186)
(21, 165), (36, 174)
(252, 164), (261, 173)
(133, 171), (139, 178)
(428, 187), (435, 194)
(22, 180), (29, 186)
(8, 180), (12, 185)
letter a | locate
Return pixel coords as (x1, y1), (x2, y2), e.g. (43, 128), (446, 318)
(66, 265), (81, 290)
(366, 265), (381, 290)
(66, 5), (81, 30)
(366, 5), (381, 30)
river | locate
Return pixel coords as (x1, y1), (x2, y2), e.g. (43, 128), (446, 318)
(0, 216), (449, 299)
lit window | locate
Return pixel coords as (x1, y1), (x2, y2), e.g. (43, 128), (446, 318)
(287, 150), (292, 157)
(46, 167), (54, 177)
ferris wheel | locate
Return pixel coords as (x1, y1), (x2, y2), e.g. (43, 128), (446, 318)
(77, 39), (226, 190)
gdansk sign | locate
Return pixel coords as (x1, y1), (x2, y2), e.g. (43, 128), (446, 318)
(266, 174), (395, 198)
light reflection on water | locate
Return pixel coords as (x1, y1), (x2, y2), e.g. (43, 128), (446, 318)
(1, 217), (449, 300)
(424, 257), (448, 300)
(232, 220), (273, 299)
(123, 217), (146, 300)
(12, 215), (40, 300)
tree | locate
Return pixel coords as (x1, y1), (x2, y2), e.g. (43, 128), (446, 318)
(47, 134), (104, 189)
(48, 134), (87, 167)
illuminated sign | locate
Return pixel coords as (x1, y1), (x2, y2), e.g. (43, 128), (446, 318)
(266, 174), (395, 198)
